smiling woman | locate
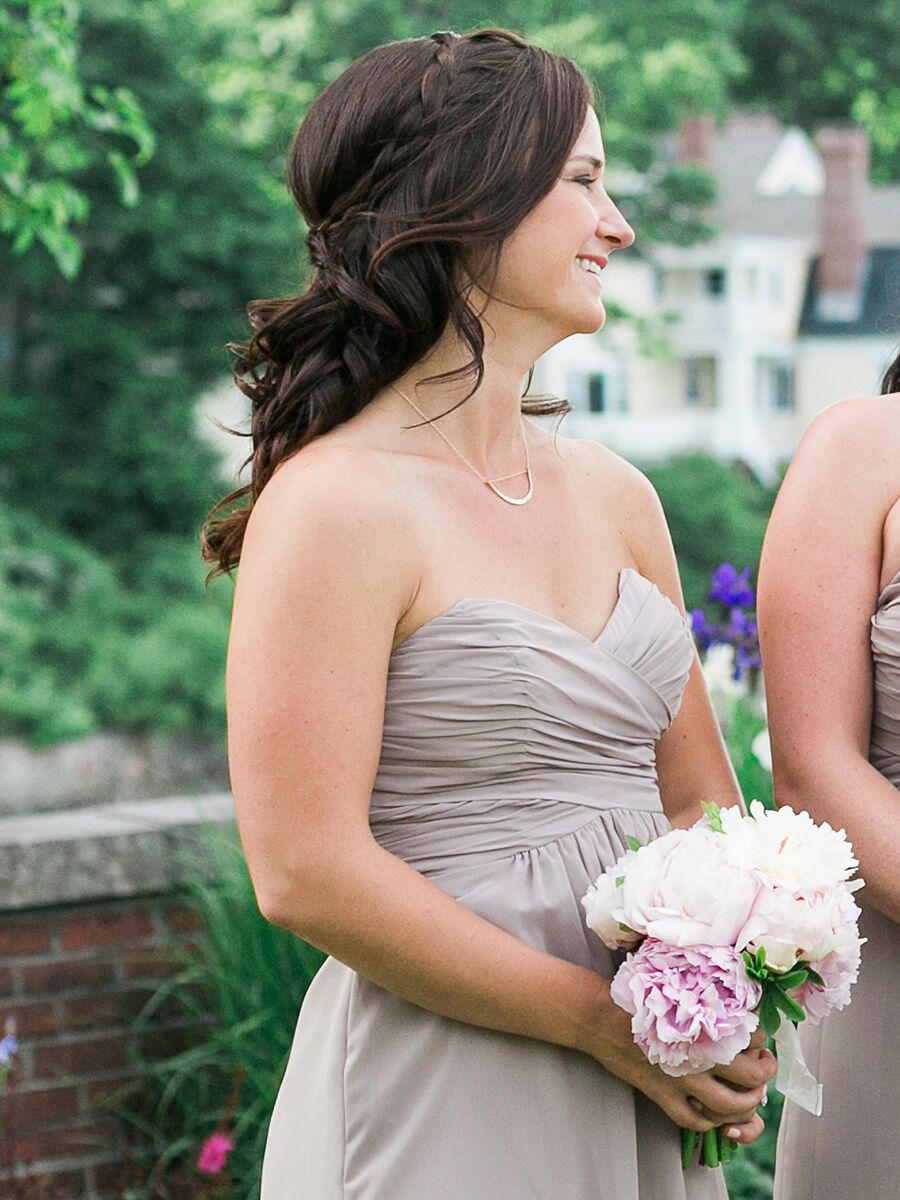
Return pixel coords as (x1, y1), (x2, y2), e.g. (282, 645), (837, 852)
(204, 27), (773, 1200)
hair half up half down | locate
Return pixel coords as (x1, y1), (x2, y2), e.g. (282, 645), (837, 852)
(201, 28), (593, 577)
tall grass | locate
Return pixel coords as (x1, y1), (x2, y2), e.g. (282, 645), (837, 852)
(113, 831), (324, 1198)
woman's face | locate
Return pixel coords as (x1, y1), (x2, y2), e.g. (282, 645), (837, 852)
(488, 107), (635, 339)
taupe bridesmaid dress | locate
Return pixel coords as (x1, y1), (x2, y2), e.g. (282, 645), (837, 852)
(261, 567), (727, 1200)
(775, 570), (900, 1200)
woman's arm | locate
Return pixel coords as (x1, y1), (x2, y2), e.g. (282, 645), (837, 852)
(757, 396), (900, 922)
(227, 442), (771, 1138)
(615, 460), (744, 827)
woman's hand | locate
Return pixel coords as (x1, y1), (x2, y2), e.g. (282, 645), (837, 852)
(588, 1003), (777, 1146)
(684, 1028), (777, 1144)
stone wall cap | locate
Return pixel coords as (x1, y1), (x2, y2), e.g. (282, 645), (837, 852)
(0, 793), (237, 912)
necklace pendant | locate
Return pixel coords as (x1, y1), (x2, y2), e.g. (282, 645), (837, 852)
(486, 468), (534, 506)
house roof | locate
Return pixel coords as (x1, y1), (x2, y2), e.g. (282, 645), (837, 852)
(706, 120), (900, 245)
(798, 247), (900, 337)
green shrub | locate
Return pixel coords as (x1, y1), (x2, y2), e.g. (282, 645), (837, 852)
(640, 454), (779, 612)
(0, 506), (230, 745)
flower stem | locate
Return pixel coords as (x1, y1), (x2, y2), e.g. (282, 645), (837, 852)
(681, 1129), (697, 1169)
(702, 1128), (720, 1168)
(718, 1128), (732, 1164)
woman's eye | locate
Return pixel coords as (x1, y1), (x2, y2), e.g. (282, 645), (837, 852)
(573, 175), (598, 189)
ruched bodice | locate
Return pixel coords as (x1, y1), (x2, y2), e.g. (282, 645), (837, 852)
(262, 566), (726, 1200)
(371, 568), (695, 880)
(869, 570), (900, 784)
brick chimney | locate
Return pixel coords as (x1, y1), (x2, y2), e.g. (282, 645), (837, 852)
(814, 125), (870, 321)
(677, 115), (715, 168)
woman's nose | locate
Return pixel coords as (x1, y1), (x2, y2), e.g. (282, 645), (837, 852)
(601, 202), (635, 251)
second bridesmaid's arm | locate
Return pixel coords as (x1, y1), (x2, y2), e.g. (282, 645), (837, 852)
(758, 396), (900, 923)
(612, 454), (743, 828)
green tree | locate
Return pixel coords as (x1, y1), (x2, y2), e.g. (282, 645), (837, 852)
(734, 0), (900, 181)
(1, 0), (297, 562)
(0, 0), (155, 277)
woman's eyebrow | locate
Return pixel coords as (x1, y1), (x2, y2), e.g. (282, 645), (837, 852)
(567, 154), (604, 170)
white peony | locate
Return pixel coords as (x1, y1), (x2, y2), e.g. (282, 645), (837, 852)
(582, 851), (642, 951)
(719, 800), (860, 893)
(616, 826), (766, 949)
(747, 882), (863, 972)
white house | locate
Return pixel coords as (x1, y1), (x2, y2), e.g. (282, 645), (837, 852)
(533, 114), (900, 479)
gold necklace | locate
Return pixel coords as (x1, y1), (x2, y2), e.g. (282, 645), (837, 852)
(389, 383), (535, 506)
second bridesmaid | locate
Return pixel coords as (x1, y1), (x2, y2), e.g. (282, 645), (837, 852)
(758, 347), (900, 1200)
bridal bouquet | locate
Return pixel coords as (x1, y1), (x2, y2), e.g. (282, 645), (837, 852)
(581, 801), (864, 1169)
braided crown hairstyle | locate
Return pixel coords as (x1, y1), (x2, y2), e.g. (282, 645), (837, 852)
(201, 28), (593, 576)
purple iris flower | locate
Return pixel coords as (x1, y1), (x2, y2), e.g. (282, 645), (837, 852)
(693, 563), (761, 681)
(734, 643), (762, 678)
(708, 563), (755, 608)
(726, 607), (758, 640)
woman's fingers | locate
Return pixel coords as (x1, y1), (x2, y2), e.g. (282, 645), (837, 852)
(714, 1046), (777, 1090)
(690, 1075), (768, 1122)
(747, 1027), (767, 1051)
(723, 1111), (766, 1145)
(683, 1098), (767, 1145)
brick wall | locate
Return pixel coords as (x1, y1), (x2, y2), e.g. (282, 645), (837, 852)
(1, 895), (206, 1199)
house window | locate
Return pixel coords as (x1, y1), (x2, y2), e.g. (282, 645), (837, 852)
(684, 358), (716, 408)
(757, 358), (794, 411)
(704, 268), (727, 297)
(588, 374), (606, 413)
(686, 361), (700, 405)
(772, 363), (793, 410)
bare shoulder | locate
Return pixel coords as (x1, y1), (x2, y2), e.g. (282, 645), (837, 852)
(248, 440), (411, 541)
(794, 394), (900, 471)
(237, 440), (421, 619)
(540, 428), (679, 597)
(541, 427), (662, 515)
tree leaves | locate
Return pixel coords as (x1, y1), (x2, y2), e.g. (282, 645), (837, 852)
(1, 0), (154, 276)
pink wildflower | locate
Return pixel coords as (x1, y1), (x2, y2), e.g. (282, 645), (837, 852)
(197, 1131), (235, 1175)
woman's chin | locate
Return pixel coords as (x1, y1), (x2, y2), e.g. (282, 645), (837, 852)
(570, 301), (606, 335)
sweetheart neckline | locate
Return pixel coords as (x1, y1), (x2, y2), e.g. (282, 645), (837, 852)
(391, 567), (675, 656)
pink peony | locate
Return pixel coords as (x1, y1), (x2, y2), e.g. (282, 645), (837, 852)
(789, 943), (862, 1025)
(197, 1131), (235, 1175)
(610, 940), (762, 1076)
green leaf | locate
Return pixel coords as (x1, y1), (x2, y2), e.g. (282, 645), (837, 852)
(37, 222), (81, 278)
(772, 988), (806, 1023)
(625, 835), (643, 852)
(775, 968), (809, 991)
(107, 149), (140, 207)
(701, 801), (723, 832)
(759, 990), (782, 1036)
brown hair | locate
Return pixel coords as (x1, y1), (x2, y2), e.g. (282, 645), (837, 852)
(201, 28), (592, 576)
(882, 346), (900, 396)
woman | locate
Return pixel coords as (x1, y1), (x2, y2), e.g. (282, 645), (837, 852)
(759, 349), (900, 1200)
(205, 29), (774, 1199)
